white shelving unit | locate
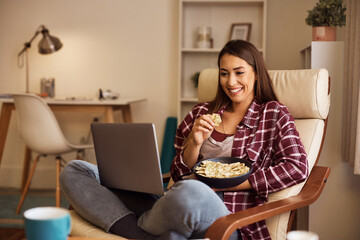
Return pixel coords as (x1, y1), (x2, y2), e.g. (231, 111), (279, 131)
(178, 0), (267, 120)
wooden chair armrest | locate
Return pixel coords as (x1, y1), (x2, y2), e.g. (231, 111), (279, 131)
(205, 166), (330, 240)
(162, 172), (171, 183)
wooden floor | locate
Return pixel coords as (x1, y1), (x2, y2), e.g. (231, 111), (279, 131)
(0, 228), (25, 240)
(0, 188), (60, 240)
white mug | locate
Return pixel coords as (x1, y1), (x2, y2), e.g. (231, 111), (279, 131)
(287, 230), (319, 240)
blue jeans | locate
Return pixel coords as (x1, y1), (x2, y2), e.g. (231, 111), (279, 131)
(59, 160), (239, 239)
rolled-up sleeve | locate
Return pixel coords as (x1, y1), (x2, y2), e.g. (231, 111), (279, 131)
(170, 128), (192, 181)
(170, 103), (210, 181)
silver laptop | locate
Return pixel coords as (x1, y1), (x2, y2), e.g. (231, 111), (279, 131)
(91, 123), (164, 195)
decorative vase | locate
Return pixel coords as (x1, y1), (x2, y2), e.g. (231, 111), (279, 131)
(196, 26), (212, 48)
(312, 26), (336, 41)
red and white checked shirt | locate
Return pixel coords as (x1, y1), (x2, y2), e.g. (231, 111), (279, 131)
(170, 100), (309, 240)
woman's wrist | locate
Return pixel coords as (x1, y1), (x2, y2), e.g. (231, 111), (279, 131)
(188, 137), (202, 150)
(183, 138), (202, 169)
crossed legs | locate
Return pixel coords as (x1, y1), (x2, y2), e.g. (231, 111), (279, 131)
(59, 160), (238, 239)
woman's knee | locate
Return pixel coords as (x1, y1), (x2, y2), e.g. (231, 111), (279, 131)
(171, 179), (213, 198)
(60, 160), (84, 178)
(59, 160), (99, 190)
(167, 180), (227, 213)
(138, 180), (229, 236)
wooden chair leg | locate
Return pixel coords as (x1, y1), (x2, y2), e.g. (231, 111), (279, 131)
(21, 147), (32, 191)
(76, 150), (83, 160)
(56, 157), (61, 207)
(16, 155), (40, 215)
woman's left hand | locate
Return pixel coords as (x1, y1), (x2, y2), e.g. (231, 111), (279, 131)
(212, 180), (252, 192)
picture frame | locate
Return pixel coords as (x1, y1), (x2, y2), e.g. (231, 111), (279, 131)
(229, 23), (252, 41)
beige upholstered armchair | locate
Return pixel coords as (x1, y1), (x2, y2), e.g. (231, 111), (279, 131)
(68, 68), (331, 240)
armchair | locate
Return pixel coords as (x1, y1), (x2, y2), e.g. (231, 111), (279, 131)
(200, 68), (330, 239)
(68, 68), (330, 240)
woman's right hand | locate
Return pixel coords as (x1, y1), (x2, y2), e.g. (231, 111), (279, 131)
(190, 114), (216, 146)
(183, 114), (217, 169)
(182, 114), (218, 169)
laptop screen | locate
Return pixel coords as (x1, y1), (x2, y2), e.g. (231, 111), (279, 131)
(91, 123), (164, 195)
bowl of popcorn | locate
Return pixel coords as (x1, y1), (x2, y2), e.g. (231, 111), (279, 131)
(193, 157), (253, 189)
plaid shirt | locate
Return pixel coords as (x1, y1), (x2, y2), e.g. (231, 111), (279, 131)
(170, 100), (309, 240)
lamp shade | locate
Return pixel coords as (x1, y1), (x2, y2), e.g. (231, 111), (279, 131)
(38, 28), (62, 54)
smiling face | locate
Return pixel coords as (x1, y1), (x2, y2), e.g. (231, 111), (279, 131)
(219, 53), (256, 108)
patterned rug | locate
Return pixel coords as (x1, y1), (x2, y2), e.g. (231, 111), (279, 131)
(0, 189), (69, 228)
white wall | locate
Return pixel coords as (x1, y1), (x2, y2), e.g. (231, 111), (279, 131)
(0, 0), (359, 239)
(266, 0), (315, 69)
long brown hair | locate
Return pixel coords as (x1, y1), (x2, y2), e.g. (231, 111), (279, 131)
(209, 40), (278, 113)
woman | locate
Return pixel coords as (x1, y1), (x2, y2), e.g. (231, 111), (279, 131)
(60, 40), (308, 240)
(170, 39), (308, 239)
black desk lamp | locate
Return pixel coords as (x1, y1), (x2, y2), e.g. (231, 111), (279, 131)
(17, 25), (62, 93)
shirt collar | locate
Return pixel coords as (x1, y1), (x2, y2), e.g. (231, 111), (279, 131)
(217, 103), (228, 115)
(241, 99), (260, 129)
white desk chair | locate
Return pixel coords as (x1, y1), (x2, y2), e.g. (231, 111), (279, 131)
(13, 93), (93, 214)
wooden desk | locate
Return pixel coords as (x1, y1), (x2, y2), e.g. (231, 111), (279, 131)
(0, 97), (146, 188)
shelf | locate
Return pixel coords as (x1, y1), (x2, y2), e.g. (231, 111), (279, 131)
(180, 0), (266, 50)
(182, 0), (265, 4)
(182, 47), (263, 53)
(180, 97), (198, 102)
(182, 48), (221, 53)
(178, 0), (267, 120)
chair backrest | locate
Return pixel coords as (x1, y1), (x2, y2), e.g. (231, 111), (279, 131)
(13, 93), (73, 155)
(198, 68), (330, 239)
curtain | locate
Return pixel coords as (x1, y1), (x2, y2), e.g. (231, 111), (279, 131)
(342, 0), (360, 175)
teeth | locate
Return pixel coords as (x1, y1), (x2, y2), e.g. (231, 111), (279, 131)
(230, 88), (242, 93)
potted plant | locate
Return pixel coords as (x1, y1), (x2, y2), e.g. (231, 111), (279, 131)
(191, 71), (200, 88)
(305, 0), (346, 41)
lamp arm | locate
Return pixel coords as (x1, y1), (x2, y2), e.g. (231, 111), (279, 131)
(17, 25), (46, 57)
